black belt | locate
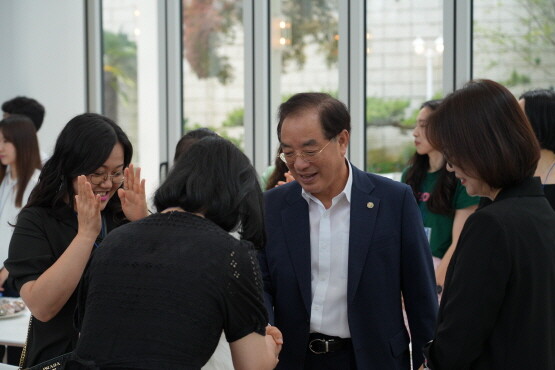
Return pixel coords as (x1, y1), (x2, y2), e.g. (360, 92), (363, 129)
(308, 333), (352, 354)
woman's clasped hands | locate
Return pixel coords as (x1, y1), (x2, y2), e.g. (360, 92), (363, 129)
(266, 325), (283, 365)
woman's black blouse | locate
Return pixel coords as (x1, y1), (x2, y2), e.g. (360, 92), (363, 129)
(4, 204), (123, 367)
(70, 211), (268, 369)
(544, 183), (555, 210)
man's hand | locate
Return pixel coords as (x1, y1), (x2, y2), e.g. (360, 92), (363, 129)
(266, 325), (283, 362)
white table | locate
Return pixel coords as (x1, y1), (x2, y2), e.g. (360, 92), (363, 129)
(0, 363), (18, 369)
(0, 309), (30, 347)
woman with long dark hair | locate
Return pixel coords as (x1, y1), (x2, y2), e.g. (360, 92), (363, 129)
(4, 113), (148, 367)
(422, 80), (555, 369)
(519, 88), (555, 209)
(403, 100), (478, 290)
(0, 115), (42, 365)
(67, 136), (282, 369)
(0, 115), (41, 296)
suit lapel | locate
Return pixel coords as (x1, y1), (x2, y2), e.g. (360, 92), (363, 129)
(348, 167), (379, 303)
(282, 185), (312, 315)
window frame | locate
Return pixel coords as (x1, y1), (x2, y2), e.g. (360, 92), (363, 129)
(87, 0), (471, 180)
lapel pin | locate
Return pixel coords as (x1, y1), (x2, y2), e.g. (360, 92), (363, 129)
(367, 202), (374, 208)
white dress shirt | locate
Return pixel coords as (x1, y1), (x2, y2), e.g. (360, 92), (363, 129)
(0, 167), (40, 269)
(302, 160), (353, 338)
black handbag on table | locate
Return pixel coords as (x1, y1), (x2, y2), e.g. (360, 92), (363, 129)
(23, 352), (72, 370)
(18, 315), (72, 370)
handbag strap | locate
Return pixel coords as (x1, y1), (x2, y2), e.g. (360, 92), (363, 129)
(18, 315), (33, 369)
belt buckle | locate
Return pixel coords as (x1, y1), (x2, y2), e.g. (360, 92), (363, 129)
(309, 338), (328, 354)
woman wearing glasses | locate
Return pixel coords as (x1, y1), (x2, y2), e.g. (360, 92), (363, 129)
(4, 113), (148, 367)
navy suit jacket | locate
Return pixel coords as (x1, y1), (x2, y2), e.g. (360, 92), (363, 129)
(259, 165), (438, 369)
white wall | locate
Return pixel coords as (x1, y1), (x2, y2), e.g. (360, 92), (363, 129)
(0, 0), (87, 157)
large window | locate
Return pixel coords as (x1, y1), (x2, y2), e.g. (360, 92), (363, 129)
(181, 0), (246, 149)
(102, 1), (138, 151)
(473, 0), (555, 95)
(102, 0), (162, 197)
(365, 0), (443, 177)
(268, 0), (340, 157)
(95, 0), (555, 185)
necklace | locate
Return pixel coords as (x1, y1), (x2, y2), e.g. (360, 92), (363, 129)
(544, 160), (555, 184)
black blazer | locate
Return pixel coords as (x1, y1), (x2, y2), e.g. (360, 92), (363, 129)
(424, 177), (555, 369)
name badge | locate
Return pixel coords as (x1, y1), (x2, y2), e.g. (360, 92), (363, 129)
(424, 227), (432, 242)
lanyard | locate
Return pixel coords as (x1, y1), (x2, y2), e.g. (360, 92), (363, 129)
(94, 214), (107, 248)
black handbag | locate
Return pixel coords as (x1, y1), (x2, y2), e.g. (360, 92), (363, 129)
(24, 352), (72, 370)
(18, 315), (72, 370)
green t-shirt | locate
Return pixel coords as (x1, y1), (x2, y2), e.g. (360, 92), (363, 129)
(259, 165), (275, 191)
(402, 168), (479, 258)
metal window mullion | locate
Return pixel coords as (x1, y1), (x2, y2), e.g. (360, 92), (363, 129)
(339, 0), (365, 170)
(85, 0), (103, 113)
(455, 0), (472, 89)
(249, 0), (271, 174)
(165, 0), (183, 169)
(153, 0), (168, 183)
(443, 0), (456, 94)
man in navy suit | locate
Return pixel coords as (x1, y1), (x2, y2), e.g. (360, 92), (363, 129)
(259, 92), (438, 369)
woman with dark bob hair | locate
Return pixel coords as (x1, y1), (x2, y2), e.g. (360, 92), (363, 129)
(67, 136), (282, 369)
(4, 113), (148, 367)
(421, 80), (555, 369)
(519, 88), (555, 209)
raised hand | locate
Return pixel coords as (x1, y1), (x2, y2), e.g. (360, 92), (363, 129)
(276, 171), (295, 187)
(118, 164), (148, 221)
(75, 175), (102, 239)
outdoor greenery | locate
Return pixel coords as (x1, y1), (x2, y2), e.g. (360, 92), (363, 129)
(182, 0), (241, 84)
(186, 121), (243, 150)
(106, 0), (555, 175)
(365, 97), (411, 174)
(365, 93), (442, 174)
(221, 107), (244, 127)
(475, 0), (555, 88)
(365, 97), (410, 128)
(102, 30), (138, 130)
(182, 0), (339, 83)
(280, 0), (339, 70)
(366, 144), (414, 174)
(103, 30), (137, 101)
(502, 69), (532, 87)
(211, 95), (434, 172)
